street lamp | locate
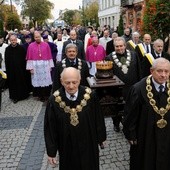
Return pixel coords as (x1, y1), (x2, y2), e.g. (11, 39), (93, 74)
(10, 0), (13, 12)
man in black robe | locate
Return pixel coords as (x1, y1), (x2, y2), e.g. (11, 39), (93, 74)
(135, 33), (154, 63)
(52, 43), (89, 93)
(105, 37), (141, 132)
(5, 34), (29, 103)
(44, 67), (106, 170)
(123, 58), (170, 170)
(22, 34), (33, 93)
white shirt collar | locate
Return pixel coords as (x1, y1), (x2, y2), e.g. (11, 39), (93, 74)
(69, 58), (76, 63)
(154, 51), (161, 57)
(65, 90), (78, 101)
(152, 77), (165, 92)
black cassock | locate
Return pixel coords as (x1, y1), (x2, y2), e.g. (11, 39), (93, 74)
(123, 77), (170, 170)
(52, 58), (90, 93)
(5, 44), (29, 100)
(44, 86), (106, 170)
(105, 51), (141, 99)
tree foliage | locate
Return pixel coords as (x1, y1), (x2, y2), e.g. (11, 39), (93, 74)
(0, 4), (20, 31)
(21, 0), (54, 25)
(0, 19), (3, 36)
(83, 2), (99, 26)
(0, 4), (18, 21)
(62, 10), (82, 26)
(142, 0), (170, 40)
(72, 11), (82, 26)
(6, 13), (22, 30)
(62, 10), (75, 26)
(117, 15), (124, 36)
(61, 2), (99, 27)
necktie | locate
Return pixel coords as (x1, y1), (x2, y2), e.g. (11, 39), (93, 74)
(158, 84), (164, 106)
(70, 61), (75, 67)
(146, 45), (149, 53)
(157, 54), (160, 58)
(70, 95), (75, 101)
(159, 85), (164, 93)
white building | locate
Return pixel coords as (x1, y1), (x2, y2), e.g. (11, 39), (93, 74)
(98, 0), (121, 29)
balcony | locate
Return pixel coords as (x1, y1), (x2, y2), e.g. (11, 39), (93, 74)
(121, 0), (134, 7)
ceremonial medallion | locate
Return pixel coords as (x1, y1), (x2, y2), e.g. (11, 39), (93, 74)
(157, 119), (167, 128)
(146, 75), (170, 129)
(62, 58), (82, 71)
(122, 65), (128, 74)
(112, 50), (131, 74)
(53, 87), (92, 126)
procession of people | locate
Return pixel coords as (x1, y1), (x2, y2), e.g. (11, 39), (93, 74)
(1, 23), (170, 170)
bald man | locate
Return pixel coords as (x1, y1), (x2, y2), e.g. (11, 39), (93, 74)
(5, 34), (29, 103)
(44, 67), (106, 170)
(26, 31), (54, 102)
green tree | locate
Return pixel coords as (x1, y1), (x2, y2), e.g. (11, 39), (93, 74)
(83, 2), (99, 26)
(117, 15), (124, 36)
(62, 10), (82, 26)
(0, 4), (19, 31)
(21, 0), (54, 26)
(62, 10), (75, 26)
(5, 13), (22, 30)
(0, 19), (3, 36)
(142, 0), (170, 40)
(72, 10), (82, 26)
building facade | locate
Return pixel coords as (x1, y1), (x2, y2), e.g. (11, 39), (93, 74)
(98, 0), (121, 30)
(121, 0), (144, 33)
(82, 0), (97, 7)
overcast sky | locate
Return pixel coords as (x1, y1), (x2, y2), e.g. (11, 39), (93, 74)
(50, 0), (82, 19)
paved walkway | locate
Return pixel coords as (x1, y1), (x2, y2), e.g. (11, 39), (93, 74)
(0, 90), (130, 170)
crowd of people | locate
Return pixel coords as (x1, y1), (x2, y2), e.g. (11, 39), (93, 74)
(1, 25), (170, 170)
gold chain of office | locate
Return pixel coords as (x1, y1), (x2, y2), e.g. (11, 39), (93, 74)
(53, 87), (92, 126)
(62, 58), (82, 71)
(146, 75), (170, 128)
(112, 50), (131, 74)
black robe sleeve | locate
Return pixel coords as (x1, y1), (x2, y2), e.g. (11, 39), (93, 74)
(44, 97), (58, 157)
(122, 85), (140, 141)
(92, 90), (106, 144)
(80, 60), (90, 87)
(52, 63), (63, 93)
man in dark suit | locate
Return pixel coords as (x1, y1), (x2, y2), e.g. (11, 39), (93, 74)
(52, 43), (89, 92)
(106, 32), (118, 55)
(141, 39), (170, 78)
(62, 30), (85, 60)
(135, 33), (154, 62)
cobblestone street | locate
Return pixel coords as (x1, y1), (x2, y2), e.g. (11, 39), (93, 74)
(0, 90), (130, 170)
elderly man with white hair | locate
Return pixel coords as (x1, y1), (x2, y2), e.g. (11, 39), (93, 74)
(44, 67), (106, 170)
(126, 32), (142, 51)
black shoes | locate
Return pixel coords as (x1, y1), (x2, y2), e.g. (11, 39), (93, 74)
(114, 126), (120, 132)
(13, 99), (18, 104)
(40, 97), (45, 102)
